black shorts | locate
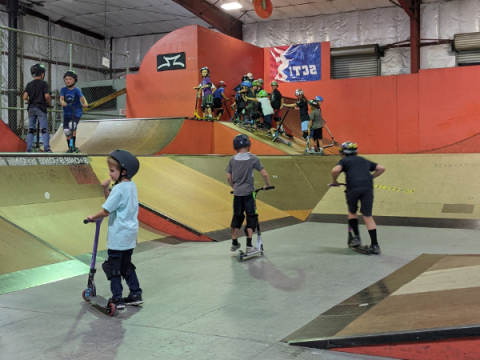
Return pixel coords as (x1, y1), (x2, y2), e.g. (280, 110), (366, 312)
(312, 128), (322, 140)
(213, 97), (223, 109)
(231, 193), (257, 228)
(345, 187), (374, 216)
(63, 115), (80, 130)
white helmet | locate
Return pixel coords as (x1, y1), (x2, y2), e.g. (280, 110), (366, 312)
(295, 89), (304, 96)
(247, 72), (253, 79)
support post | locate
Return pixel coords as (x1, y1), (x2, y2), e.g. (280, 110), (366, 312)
(398, 0), (421, 74)
(7, 0), (18, 132)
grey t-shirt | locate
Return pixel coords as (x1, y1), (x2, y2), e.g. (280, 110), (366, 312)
(226, 152), (264, 196)
(310, 108), (323, 129)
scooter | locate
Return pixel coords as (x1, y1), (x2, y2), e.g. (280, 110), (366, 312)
(82, 219), (116, 316)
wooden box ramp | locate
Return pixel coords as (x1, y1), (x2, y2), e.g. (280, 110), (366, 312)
(89, 156), (293, 241)
(285, 254), (480, 360)
(310, 154), (480, 229)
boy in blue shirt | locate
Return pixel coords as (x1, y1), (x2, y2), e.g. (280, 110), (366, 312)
(60, 70), (88, 153)
(87, 149), (143, 309)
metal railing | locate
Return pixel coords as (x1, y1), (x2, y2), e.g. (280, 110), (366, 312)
(0, 25), (129, 140)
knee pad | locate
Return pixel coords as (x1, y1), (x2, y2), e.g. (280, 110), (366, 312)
(102, 257), (122, 280)
(41, 128), (48, 134)
(64, 128), (72, 136)
(68, 121), (77, 131)
(120, 252), (136, 278)
(246, 214), (258, 230)
(28, 128), (36, 134)
(231, 214), (245, 229)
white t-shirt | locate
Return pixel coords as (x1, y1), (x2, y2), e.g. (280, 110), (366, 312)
(257, 97), (274, 116)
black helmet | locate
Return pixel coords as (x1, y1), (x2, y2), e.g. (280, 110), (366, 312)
(30, 64), (46, 77)
(233, 134), (251, 150)
(200, 66), (209, 75)
(109, 149), (140, 179)
(63, 70), (78, 83)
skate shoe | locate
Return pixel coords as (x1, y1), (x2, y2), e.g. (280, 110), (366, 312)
(272, 135), (278, 142)
(230, 242), (241, 252)
(44, 149), (53, 153)
(123, 293), (143, 306)
(302, 134), (308, 141)
(66, 148), (74, 153)
(109, 297), (125, 309)
(74, 147), (80, 153)
(245, 246), (259, 254)
(348, 235), (361, 248)
(370, 245), (381, 255)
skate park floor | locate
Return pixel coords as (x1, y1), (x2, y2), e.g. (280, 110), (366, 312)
(1, 222), (479, 360)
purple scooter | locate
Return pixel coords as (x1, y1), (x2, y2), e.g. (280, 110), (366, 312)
(82, 219), (116, 316)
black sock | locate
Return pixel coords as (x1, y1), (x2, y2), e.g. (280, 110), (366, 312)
(66, 138), (70, 147)
(246, 238), (252, 247)
(368, 229), (378, 246)
(303, 131), (308, 138)
(348, 218), (359, 236)
(73, 136), (76, 147)
(232, 239), (238, 246)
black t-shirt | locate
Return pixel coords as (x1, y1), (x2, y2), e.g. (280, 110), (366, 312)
(270, 89), (282, 109)
(245, 88), (256, 110)
(297, 99), (310, 121)
(338, 155), (378, 190)
(25, 79), (49, 113)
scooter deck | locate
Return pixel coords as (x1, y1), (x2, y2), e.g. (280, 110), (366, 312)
(234, 123), (256, 133)
(349, 245), (371, 255)
(272, 135), (292, 146)
(237, 250), (263, 261)
(88, 295), (116, 315)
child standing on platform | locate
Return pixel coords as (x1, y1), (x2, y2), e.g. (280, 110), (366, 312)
(60, 70), (88, 153)
(213, 81), (229, 118)
(308, 96), (324, 154)
(23, 63), (52, 153)
(87, 149), (144, 308)
(227, 134), (271, 255)
(270, 81), (284, 128)
(284, 89), (309, 140)
(194, 66), (214, 119)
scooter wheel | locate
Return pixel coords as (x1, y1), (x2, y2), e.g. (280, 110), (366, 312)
(108, 303), (116, 317)
(82, 289), (91, 302)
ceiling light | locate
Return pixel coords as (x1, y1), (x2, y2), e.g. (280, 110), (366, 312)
(221, 2), (243, 10)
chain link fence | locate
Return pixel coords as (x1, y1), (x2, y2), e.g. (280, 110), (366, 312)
(0, 25), (129, 141)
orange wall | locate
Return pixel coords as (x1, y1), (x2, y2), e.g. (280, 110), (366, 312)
(128, 25), (480, 154)
(0, 120), (26, 152)
(127, 25), (263, 121)
(263, 43), (480, 154)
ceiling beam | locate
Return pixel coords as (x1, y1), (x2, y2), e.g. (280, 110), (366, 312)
(398, 0), (421, 73)
(0, 0), (105, 40)
(170, 0), (243, 40)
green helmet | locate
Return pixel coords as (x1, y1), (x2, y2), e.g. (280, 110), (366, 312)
(271, 81), (278, 86)
(339, 141), (358, 155)
(252, 80), (260, 87)
(257, 90), (268, 98)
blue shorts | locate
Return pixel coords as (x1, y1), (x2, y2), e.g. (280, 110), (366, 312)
(301, 121), (310, 132)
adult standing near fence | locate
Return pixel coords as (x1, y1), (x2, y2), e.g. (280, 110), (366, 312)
(23, 63), (52, 153)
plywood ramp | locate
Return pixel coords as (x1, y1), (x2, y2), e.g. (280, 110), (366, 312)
(90, 156), (291, 235)
(312, 154), (480, 220)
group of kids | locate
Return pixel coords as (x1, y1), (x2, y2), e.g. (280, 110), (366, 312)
(23, 63), (88, 153)
(25, 64), (385, 308)
(194, 67), (327, 154)
(83, 135), (385, 309)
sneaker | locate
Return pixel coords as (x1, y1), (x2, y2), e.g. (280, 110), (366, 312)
(266, 132), (272, 137)
(272, 135), (278, 142)
(123, 293), (143, 306)
(308, 148), (315, 153)
(108, 297), (125, 309)
(66, 148), (74, 153)
(230, 242), (241, 252)
(302, 135), (308, 141)
(74, 147), (80, 153)
(44, 149), (53, 153)
(348, 234), (361, 248)
(370, 245), (381, 255)
(245, 246), (259, 254)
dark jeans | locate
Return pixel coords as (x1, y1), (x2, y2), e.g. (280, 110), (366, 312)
(107, 249), (142, 300)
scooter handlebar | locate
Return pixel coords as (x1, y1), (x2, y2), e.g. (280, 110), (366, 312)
(230, 186), (275, 194)
(328, 183), (346, 187)
(83, 219), (92, 224)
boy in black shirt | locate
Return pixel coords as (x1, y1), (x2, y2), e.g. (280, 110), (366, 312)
(331, 142), (386, 254)
(270, 81), (284, 128)
(23, 64), (52, 153)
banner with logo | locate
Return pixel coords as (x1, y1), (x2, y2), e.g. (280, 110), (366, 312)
(269, 43), (321, 83)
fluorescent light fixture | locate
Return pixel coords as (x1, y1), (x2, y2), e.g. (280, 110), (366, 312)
(221, 2), (243, 10)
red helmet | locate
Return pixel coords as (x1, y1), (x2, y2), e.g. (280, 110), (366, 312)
(218, 80), (227, 87)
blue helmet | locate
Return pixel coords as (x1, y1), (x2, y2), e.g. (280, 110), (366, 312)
(241, 81), (252, 88)
(315, 96), (323, 101)
(233, 134), (251, 149)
